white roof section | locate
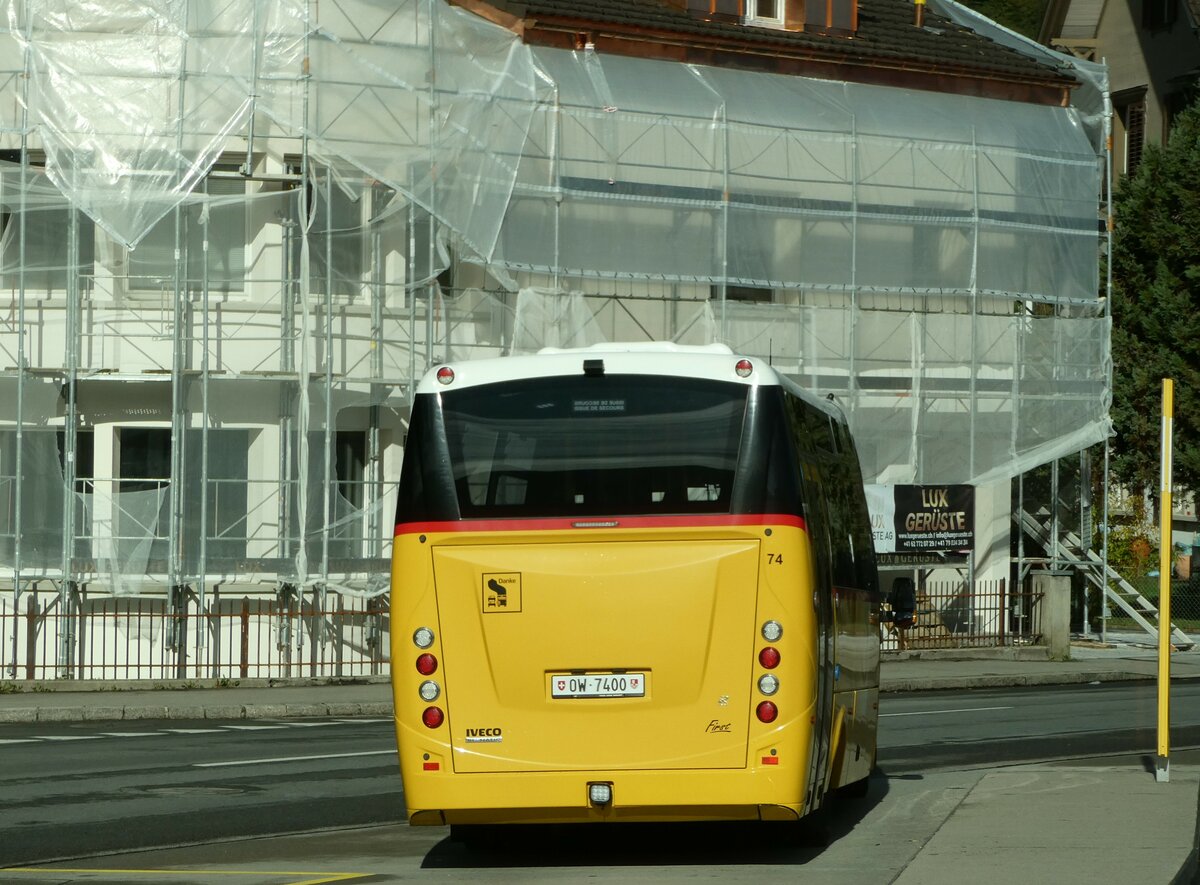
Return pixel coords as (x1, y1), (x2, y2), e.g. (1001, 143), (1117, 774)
(416, 342), (784, 394)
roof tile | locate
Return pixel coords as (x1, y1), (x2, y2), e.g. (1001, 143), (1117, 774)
(487, 0), (1075, 86)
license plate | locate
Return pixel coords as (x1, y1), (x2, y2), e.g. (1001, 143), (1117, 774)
(550, 672), (646, 699)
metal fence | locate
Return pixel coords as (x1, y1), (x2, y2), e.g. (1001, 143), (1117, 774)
(5, 578), (1040, 681)
(2, 587), (389, 682)
(881, 579), (1042, 652)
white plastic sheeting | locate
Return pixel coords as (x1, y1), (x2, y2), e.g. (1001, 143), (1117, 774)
(0, 0), (1109, 603)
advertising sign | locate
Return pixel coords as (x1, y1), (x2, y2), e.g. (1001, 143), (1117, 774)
(866, 484), (975, 561)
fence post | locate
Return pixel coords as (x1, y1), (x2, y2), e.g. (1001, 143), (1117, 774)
(24, 593), (39, 681)
(171, 584), (189, 679)
(239, 596), (250, 679)
(367, 594), (380, 676)
(60, 582), (79, 679)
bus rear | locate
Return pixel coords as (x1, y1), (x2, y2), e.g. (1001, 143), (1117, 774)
(391, 345), (846, 826)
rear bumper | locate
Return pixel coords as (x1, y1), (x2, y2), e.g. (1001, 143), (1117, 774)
(402, 763), (811, 826)
(411, 802), (803, 826)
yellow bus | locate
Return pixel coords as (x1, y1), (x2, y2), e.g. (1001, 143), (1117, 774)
(391, 342), (880, 832)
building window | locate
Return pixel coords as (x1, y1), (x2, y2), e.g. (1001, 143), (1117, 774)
(128, 165), (247, 295)
(115, 426), (171, 563)
(746, 0), (784, 25)
(0, 151), (96, 295)
(335, 430), (368, 510)
(1116, 95), (1147, 179)
(1143, 0), (1177, 29)
(712, 284), (774, 303)
(286, 161), (367, 301)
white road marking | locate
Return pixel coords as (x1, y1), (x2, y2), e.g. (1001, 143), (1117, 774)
(40, 735), (104, 741)
(221, 724), (288, 730)
(194, 749), (397, 768)
(881, 705), (1013, 718)
(281, 721), (343, 727)
(18, 719), (379, 744)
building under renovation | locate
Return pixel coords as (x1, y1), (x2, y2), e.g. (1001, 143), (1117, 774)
(0, 0), (1114, 679)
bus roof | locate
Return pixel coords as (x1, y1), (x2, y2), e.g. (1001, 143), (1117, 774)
(415, 342), (786, 395)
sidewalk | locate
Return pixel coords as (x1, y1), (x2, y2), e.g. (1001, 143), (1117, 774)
(3, 634), (1198, 723)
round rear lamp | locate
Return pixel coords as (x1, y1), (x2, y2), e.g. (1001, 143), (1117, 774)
(416, 653), (438, 675)
(761, 620), (783, 642)
(759, 646), (781, 669)
(422, 706), (445, 728)
(419, 680), (441, 702)
(756, 701), (778, 723)
(436, 366), (455, 385)
(413, 626), (435, 649)
(735, 358), (753, 378)
(758, 674), (780, 696)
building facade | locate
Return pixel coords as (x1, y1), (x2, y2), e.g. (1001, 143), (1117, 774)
(0, 0), (1108, 678)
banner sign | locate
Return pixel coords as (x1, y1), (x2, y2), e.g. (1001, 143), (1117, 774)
(866, 484), (975, 555)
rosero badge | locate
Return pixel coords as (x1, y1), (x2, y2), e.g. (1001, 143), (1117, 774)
(482, 573), (522, 612)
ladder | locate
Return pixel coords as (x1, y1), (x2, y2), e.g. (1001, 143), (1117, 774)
(1016, 509), (1194, 650)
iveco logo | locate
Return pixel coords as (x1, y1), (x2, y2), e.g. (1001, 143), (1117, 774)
(465, 727), (503, 743)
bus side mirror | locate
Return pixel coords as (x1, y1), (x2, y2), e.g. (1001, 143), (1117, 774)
(886, 577), (916, 629)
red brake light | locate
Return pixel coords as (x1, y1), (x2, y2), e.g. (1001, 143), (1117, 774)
(416, 653), (438, 675)
(422, 706), (445, 728)
(759, 647), (781, 669)
(735, 358), (753, 378)
(756, 701), (778, 723)
(436, 366), (455, 385)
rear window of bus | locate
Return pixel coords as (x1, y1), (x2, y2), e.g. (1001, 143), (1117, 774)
(440, 375), (747, 518)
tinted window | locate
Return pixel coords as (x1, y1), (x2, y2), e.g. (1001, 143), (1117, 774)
(440, 376), (747, 517)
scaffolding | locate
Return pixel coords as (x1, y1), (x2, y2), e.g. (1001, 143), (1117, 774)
(0, 0), (1110, 678)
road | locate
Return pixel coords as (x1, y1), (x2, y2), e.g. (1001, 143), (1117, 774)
(2, 681), (1197, 880)
(880, 680), (1200, 772)
(0, 717), (404, 867)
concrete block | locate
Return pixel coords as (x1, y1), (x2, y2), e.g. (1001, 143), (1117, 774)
(122, 705), (170, 719)
(202, 705), (245, 720)
(242, 704), (288, 719)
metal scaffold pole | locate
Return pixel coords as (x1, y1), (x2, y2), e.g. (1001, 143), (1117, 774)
(59, 201), (80, 677)
(10, 16), (31, 677)
(168, 4), (191, 676)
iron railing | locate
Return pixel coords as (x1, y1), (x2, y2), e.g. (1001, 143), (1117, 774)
(881, 579), (1043, 652)
(2, 588), (388, 682)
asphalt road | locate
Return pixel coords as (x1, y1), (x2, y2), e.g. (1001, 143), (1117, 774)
(880, 680), (1200, 772)
(3, 681), (1198, 873)
(0, 717), (405, 867)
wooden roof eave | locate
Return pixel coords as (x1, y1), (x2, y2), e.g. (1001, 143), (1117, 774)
(446, 0), (1076, 107)
(539, 25), (1075, 105)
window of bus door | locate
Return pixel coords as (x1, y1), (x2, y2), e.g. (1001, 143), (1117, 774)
(440, 375), (747, 518)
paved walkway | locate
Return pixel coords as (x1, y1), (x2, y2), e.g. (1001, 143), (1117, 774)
(2, 635), (1198, 883)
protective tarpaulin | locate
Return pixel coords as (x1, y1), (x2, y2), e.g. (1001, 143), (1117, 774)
(0, 0), (1108, 609)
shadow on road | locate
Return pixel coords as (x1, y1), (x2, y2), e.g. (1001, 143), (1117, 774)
(421, 772), (891, 869)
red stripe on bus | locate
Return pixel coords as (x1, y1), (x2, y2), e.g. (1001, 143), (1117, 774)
(395, 514), (805, 536)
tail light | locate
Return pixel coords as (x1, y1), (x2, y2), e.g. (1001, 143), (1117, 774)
(422, 706), (445, 728)
(756, 701), (778, 723)
(759, 647), (781, 669)
(416, 653), (438, 675)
